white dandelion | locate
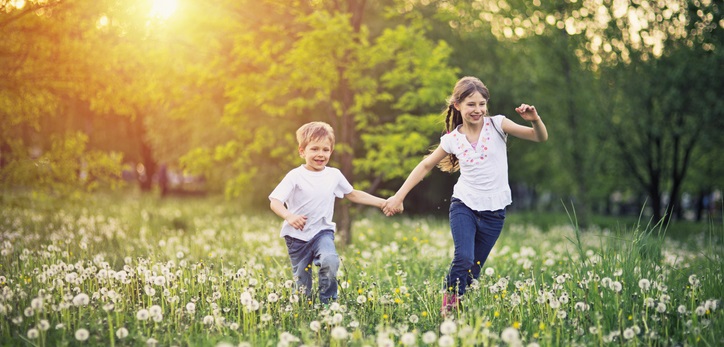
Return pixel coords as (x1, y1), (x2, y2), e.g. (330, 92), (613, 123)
(422, 331), (437, 344)
(309, 320), (321, 332)
(73, 293), (90, 307)
(330, 326), (348, 340)
(116, 327), (128, 339)
(638, 278), (651, 291)
(440, 320), (457, 335)
(357, 295), (367, 304)
(203, 315), (214, 325)
(27, 328), (39, 339)
(485, 267), (495, 276)
(136, 309), (150, 321)
(400, 332), (416, 346)
(75, 328), (89, 341)
(656, 302), (667, 313)
(38, 320), (50, 331)
(623, 327), (635, 340)
(501, 327), (520, 343)
(186, 302), (196, 314)
(146, 337), (158, 346)
(409, 314), (419, 323)
(438, 335), (454, 347)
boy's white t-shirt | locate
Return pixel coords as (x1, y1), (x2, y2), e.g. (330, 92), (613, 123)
(439, 115), (512, 211)
(269, 165), (353, 241)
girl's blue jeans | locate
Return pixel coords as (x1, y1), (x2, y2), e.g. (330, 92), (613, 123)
(446, 198), (506, 296)
(284, 230), (339, 304)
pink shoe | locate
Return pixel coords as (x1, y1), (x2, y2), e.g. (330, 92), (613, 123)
(441, 292), (461, 316)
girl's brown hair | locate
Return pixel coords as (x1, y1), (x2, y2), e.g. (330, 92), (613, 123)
(437, 77), (490, 172)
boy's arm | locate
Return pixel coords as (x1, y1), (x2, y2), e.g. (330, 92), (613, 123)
(344, 190), (385, 209)
(270, 198), (307, 230)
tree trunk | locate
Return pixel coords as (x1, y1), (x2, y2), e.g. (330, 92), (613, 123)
(132, 112), (156, 192)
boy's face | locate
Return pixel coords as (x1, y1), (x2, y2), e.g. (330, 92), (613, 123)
(299, 138), (333, 172)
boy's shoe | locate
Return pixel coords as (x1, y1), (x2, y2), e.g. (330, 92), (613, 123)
(440, 292), (461, 317)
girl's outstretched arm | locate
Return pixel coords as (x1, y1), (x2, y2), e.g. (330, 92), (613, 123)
(504, 104), (548, 142)
(384, 146), (448, 215)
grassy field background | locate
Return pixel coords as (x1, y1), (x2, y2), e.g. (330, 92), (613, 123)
(1, 192), (722, 346)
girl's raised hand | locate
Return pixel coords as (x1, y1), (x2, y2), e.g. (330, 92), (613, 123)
(515, 104), (541, 122)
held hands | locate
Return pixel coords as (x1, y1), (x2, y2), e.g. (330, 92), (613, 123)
(515, 104), (540, 122)
(382, 195), (404, 217)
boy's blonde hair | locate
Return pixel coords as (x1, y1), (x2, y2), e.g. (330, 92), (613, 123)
(296, 121), (335, 150)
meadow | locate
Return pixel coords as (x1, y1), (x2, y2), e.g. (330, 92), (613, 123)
(0, 193), (722, 346)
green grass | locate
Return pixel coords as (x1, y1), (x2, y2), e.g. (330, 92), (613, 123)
(1, 193), (722, 346)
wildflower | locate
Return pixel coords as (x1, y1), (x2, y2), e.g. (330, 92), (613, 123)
(409, 314), (419, 323)
(623, 327), (634, 339)
(73, 293), (90, 307)
(75, 328), (89, 341)
(24, 308), (34, 317)
(136, 309), (150, 321)
(186, 302), (196, 314)
(289, 294), (299, 304)
(638, 279), (651, 291)
(574, 302), (589, 311)
(705, 299), (718, 311)
(440, 320), (456, 335)
(153, 276), (165, 286)
(330, 326), (348, 340)
(27, 328), (39, 339)
(695, 306), (706, 316)
(438, 335), (454, 347)
(400, 332), (416, 346)
(611, 281), (623, 293)
(557, 310), (567, 319)
(332, 313), (343, 324)
(38, 320), (50, 331)
(153, 313), (163, 323)
(656, 302), (667, 313)
(501, 327), (520, 343)
(203, 315), (214, 325)
(485, 267), (495, 276)
(422, 331), (437, 344)
(678, 305), (687, 314)
(267, 293), (279, 303)
(309, 321), (321, 332)
(149, 305), (162, 317)
(357, 295), (367, 304)
(146, 337), (158, 346)
(116, 327), (128, 339)
(688, 275), (699, 287)
(31, 298), (43, 310)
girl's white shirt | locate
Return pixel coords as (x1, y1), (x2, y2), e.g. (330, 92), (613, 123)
(440, 115), (512, 211)
(269, 165), (353, 241)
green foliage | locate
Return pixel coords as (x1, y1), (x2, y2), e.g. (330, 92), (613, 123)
(0, 132), (123, 198)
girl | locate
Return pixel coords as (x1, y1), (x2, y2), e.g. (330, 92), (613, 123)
(384, 76), (548, 315)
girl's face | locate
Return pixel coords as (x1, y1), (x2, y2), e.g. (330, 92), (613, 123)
(299, 138), (333, 172)
(455, 91), (488, 126)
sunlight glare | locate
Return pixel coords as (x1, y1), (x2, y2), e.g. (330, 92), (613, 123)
(150, 0), (177, 20)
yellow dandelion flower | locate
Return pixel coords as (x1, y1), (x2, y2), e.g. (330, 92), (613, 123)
(513, 321), (521, 329)
(394, 298), (402, 304)
(383, 314), (389, 320)
(494, 311), (500, 317)
(533, 332), (540, 338)
(485, 321), (492, 328)
(421, 311), (428, 317)
(358, 289), (364, 294)
(395, 288), (400, 294)
(628, 315), (633, 321)
(539, 323), (546, 330)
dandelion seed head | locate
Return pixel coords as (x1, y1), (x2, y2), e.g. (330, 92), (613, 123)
(438, 335), (454, 347)
(309, 320), (321, 332)
(27, 328), (39, 339)
(401, 332), (416, 346)
(136, 309), (150, 321)
(74, 328), (89, 341)
(116, 327), (128, 339)
(422, 331), (437, 344)
(440, 320), (456, 335)
(330, 326), (348, 340)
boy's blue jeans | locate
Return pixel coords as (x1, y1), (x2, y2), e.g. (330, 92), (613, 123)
(284, 230), (339, 304)
(446, 198), (506, 296)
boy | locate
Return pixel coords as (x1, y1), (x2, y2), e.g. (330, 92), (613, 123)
(269, 121), (393, 304)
